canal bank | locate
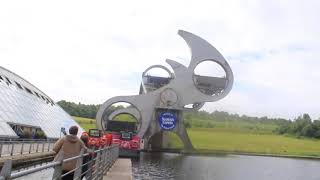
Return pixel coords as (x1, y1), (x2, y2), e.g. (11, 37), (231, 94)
(194, 150), (320, 160)
(148, 148), (320, 160)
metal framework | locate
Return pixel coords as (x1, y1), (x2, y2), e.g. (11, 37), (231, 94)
(0, 145), (119, 180)
(96, 30), (234, 150)
(0, 139), (56, 157)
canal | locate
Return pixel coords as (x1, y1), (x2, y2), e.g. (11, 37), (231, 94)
(132, 152), (320, 180)
(12, 151), (320, 179)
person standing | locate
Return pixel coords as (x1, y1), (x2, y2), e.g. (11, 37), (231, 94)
(53, 126), (87, 180)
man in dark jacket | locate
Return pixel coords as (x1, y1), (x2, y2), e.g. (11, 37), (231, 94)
(53, 126), (87, 180)
(80, 134), (94, 179)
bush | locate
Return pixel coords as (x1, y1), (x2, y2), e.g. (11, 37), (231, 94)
(35, 131), (46, 139)
(301, 124), (316, 137)
(276, 113), (320, 139)
(184, 120), (192, 128)
(314, 130), (320, 138)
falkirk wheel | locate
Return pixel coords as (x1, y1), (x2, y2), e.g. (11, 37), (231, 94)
(96, 30), (234, 151)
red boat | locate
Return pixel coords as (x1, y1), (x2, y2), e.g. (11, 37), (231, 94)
(85, 121), (140, 157)
(86, 129), (102, 148)
(106, 121), (141, 157)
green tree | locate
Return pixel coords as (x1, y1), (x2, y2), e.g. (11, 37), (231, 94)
(184, 120), (192, 128)
(301, 124), (316, 137)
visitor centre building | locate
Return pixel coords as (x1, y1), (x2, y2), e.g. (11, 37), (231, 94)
(0, 66), (82, 139)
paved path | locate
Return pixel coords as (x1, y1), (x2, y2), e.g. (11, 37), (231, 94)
(104, 158), (132, 180)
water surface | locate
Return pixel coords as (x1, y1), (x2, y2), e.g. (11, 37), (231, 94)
(132, 152), (320, 180)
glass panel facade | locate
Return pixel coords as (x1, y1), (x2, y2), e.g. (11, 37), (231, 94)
(0, 67), (83, 139)
(0, 121), (17, 138)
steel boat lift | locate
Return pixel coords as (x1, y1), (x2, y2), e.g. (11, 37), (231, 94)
(96, 30), (234, 156)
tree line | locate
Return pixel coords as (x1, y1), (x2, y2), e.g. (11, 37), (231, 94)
(58, 100), (288, 124)
(57, 100), (125, 119)
(276, 113), (320, 138)
(184, 110), (289, 125)
(58, 100), (320, 138)
(57, 100), (100, 119)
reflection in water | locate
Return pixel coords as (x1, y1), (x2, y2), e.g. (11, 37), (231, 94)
(132, 152), (320, 180)
(132, 152), (187, 180)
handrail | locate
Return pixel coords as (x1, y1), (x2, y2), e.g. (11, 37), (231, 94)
(10, 161), (60, 179)
(0, 139), (56, 157)
(0, 145), (119, 180)
(0, 138), (58, 141)
(0, 139), (56, 143)
(0, 141), (55, 145)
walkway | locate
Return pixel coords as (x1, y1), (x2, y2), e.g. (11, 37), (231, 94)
(104, 158), (132, 180)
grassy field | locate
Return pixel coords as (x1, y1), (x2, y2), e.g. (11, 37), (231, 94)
(73, 116), (96, 131)
(189, 119), (278, 134)
(187, 128), (320, 157)
(73, 116), (320, 157)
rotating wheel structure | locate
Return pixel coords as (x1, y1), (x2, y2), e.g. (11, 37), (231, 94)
(98, 101), (142, 134)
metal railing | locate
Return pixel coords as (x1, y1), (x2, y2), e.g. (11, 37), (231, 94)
(0, 139), (56, 157)
(0, 145), (119, 180)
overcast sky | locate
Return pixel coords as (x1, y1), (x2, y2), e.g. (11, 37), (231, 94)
(0, 0), (319, 119)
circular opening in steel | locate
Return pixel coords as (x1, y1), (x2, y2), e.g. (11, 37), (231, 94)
(192, 60), (227, 96)
(142, 65), (174, 92)
(144, 67), (172, 78)
(101, 102), (141, 134)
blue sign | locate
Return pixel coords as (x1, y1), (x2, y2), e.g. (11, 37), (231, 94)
(159, 112), (177, 130)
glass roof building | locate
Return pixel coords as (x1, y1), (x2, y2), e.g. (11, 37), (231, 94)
(0, 66), (83, 139)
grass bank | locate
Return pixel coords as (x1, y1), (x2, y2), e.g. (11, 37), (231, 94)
(73, 116), (96, 131)
(73, 116), (320, 157)
(187, 128), (320, 157)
